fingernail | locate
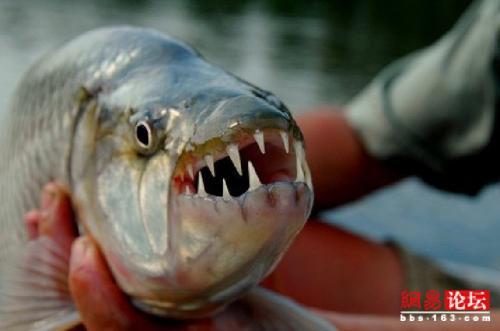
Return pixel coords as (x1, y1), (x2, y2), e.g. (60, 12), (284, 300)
(42, 183), (59, 209)
(70, 236), (93, 269)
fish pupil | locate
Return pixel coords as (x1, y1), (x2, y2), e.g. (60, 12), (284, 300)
(136, 123), (151, 148)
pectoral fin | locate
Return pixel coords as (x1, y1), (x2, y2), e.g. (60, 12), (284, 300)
(0, 237), (80, 330)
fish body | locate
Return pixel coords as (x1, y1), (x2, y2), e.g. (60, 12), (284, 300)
(0, 27), (332, 330)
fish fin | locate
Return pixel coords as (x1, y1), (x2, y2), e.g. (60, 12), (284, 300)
(217, 287), (337, 331)
(0, 237), (81, 330)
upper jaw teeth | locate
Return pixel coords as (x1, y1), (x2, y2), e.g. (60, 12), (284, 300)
(227, 144), (242, 176)
(204, 154), (216, 177)
(294, 140), (305, 183)
(293, 140), (312, 189)
(187, 164), (194, 180)
(182, 129), (311, 199)
(279, 131), (289, 154)
(253, 130), (266, 154)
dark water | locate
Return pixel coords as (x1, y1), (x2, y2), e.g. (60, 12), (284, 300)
(0, 0), (472, 111)
(2, 0), (498, 271)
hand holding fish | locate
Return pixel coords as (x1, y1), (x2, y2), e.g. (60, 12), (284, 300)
(24, 183), (337, 330)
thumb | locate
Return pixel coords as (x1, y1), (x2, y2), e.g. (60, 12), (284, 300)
(68, 236), (156, 330)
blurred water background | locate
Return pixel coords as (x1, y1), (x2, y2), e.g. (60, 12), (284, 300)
(1, 0), (498, 272)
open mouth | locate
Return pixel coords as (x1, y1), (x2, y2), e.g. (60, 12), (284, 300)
(172, 129), (311, 200)
(134, 128), (313, 318)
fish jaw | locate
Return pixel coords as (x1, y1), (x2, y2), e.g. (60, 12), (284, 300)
(118, 127), (314, 318)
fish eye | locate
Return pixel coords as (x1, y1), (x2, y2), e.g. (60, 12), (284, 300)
(135, 121), (153, 150)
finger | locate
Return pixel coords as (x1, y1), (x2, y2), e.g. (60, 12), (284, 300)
(38, 183), (78, 251)
(69, 236), (161, 331)
(24, 210), (41, 240)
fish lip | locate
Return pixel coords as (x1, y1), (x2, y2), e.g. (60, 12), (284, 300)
(132, 297), (222, 319)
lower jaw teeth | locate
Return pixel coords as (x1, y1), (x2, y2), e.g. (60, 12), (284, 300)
(191, 159), (261, 199)
(222, 178), (231, 201)
(247, 161), (262, 190)
(180, 181), (311, 213)
(184, 177), (310, 201)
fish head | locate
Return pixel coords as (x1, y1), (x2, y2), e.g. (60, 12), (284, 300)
(71, 68), (313, 318)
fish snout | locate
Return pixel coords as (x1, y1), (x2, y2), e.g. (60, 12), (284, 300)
(191, 94), (296, 146)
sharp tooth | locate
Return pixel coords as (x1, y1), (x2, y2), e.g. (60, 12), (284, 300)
(227, 144), (242, 175)
(185, 185), (193, 195)
(294, 140), (304, 161)
(197, 173), (207, 197)
(204, 154), (216, 177)
(253, 130), (265, 154)
(294, 141), (305, 182)
(187, 164), (194, 180)
(222, 178), (231, 200)
(296, 161), (305, 182)
(248, 161), (261, 190)
(279, 131), (289, 153)
(304, 163), (313, 189)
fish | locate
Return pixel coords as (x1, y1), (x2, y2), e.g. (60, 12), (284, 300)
(0, 26), (334, 330)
